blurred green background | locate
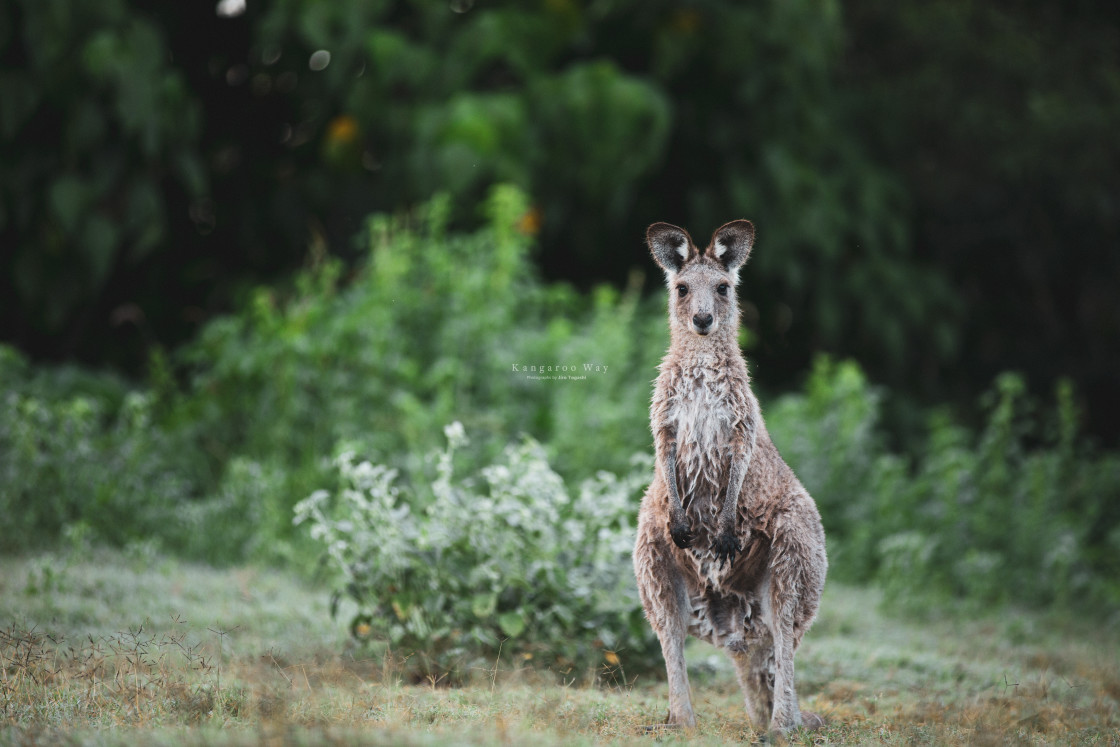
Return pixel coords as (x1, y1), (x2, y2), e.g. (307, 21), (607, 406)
(2, 0), (1119, 672)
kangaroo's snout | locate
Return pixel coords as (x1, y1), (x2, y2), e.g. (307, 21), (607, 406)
(692, 313), (714, 335)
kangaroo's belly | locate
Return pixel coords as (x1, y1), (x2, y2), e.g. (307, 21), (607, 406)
(686, 570), (772, 649)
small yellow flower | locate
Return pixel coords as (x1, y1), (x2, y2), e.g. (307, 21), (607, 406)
(604, 651), (620, 666)
(354, 622), (372, 638)
(516, 206), (542, 236)
(327, 115), (359, 145)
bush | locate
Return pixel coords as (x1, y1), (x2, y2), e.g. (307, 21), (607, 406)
(171, 184), (664, 557)
(293, 423), (659, 680)
(0, 345), (276, 562)
(1, 186), (666, 564)
(0, 347), (191, 553)
(880, 374), (1120, 610)
(768, 358), (1120, 613)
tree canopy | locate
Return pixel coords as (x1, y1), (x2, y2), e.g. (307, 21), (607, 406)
(1, 0), (1117, 439)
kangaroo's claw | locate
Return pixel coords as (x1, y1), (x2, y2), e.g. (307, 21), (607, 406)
(713, 531), (741, 566)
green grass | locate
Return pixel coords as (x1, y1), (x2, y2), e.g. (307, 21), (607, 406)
(2, 549), (1118, 745)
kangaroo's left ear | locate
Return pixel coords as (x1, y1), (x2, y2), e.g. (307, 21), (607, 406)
(707, 220), (755, 273)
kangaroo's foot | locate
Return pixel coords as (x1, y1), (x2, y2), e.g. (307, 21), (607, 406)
(666, 706), (697, 728)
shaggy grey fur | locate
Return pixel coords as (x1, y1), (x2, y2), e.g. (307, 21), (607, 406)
(634, 220), (828, 735)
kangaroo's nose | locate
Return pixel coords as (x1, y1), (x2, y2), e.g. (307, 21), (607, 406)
(693, 313), (713, 329)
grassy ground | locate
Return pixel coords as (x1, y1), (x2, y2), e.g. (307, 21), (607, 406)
(1, 548), (1118, 745)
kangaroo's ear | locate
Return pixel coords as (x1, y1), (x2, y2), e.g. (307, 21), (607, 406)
(647, 222), (695, 274)
(708, 220), (754, 274)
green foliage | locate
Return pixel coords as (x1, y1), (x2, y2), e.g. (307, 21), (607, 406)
(4, 0), (1120, 456)
(1, 350), (169, 553)
(169, 185), (663, 560)
(0, 186), (664, 563)
(253, 0), (952, 379)
(0, 345), (271, 562)
(3, 185), (1118, 621)
(1, 0), (203, 335)
(294, 425), (659, 678)
(768, 358), (1120, 613)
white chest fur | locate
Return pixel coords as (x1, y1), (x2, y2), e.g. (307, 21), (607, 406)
(665, 359), (736, 511)
(668, 364), (734, 452)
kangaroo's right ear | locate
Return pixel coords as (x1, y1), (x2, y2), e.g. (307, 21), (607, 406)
(647, 222), (695, 274)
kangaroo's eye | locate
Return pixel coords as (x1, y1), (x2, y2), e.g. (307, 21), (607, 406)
(677, 285), (688, 297)
(717, 284), (729, 296)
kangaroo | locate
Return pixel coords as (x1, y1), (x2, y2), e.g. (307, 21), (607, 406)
(633, 220), (827, 736)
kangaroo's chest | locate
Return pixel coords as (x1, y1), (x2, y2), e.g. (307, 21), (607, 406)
(669, 376), (735, 451)
(665, 369), (737, 511)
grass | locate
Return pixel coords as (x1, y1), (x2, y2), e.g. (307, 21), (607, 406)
(1, 548), (1118, 745)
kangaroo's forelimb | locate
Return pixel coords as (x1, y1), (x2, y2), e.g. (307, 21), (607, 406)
(662, 438), (693, 549)
(714, 421), (756, 565)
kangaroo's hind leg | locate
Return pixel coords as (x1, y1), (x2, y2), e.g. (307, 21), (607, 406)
(634, 510), (696, 727)
(765, 494), (828, 734)
(728, 624), (775, 732)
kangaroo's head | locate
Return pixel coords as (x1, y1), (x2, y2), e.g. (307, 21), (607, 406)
(647, 220), (754, 339)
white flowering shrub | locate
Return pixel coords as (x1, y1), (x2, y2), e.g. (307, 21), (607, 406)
(294, 423), (659, 679)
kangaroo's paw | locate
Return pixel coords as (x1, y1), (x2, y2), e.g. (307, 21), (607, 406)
(669, 521), (694, 549)
(712, 530), (741, 566)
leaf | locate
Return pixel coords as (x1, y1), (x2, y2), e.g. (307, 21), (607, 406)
(497, 610), (526, 638)
(471, 592), (497, 618)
